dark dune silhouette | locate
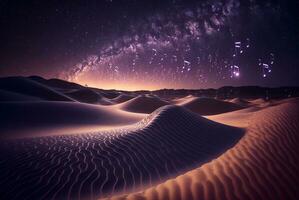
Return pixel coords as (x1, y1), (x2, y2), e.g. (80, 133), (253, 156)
(27, 76), (120, 104)
(29, 76), (82, 90)
(152, 86), (299, 100)
(0, 77), (74, 101)
(0, 89), (41, 102)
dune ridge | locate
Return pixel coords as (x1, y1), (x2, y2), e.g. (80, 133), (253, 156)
(106, 99), (299, 200)
(0, 106), (243, 200)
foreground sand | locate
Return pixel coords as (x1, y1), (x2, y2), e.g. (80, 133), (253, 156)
(0, 105), (243, 199)
(104, 99), (299, 200)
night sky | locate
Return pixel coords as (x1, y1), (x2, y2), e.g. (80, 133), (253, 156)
(0, 0), (299, 90)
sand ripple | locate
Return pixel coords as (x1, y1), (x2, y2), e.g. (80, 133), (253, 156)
(108, 100), (299, 200)
(0, 106), (243, 200)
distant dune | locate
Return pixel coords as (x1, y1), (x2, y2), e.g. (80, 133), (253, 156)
(107, 99), (299, 200)
(0, 101), (143, 137)
(249, 98), (267, 105)
(65, 88), (113, 105)
(29, 76), (82, 90)
(0, 77), (74, 101)
(228, 97), (250, 106)
(177, 97), (244, 115)
(170, 95), (195, 104)
(100, 91), (121, 99)
(117, 95), (169, 113)
(112, 94), (135, 104)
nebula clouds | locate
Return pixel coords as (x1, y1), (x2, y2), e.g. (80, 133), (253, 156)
(60, 0), (289, 89)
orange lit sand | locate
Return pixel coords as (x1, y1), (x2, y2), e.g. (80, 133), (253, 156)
(103, 98), (299, 200)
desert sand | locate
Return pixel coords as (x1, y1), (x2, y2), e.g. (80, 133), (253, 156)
(105, 98), (299, 200)
(0, 101), (145, 138)
(64, 88), (111, 104)
(176, 96), (244, 115)
(0, 76), (298, 200)
(112, 94), (135, 104)
(115, 94), (169, 114)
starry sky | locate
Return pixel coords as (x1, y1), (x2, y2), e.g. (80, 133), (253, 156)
(0, 0), (298, 90)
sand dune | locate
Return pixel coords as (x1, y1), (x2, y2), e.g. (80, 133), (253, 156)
(249, 98), (267, 105)
(117, 95), (169, 113)
(0, 89), (41, 102)
(65, 88), (113, 105)
(1, 76), (298, 200)
(177, 97), (244, 115)
(205, 107), (261, 128)
(98, 91), (121, 99)
(112, 94), (135, 104)
(0, 101), (143, 137)
(0, 77), (74, 101)
(228, 98), (250, 106)
(107, 98), (299, 200)
(170, 95), (195, 104)
(0, 105), (243, 199)
(29, 76), (82, 90)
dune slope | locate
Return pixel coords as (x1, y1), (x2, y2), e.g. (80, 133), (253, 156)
(109, 99), (299, 200)
(0, 106), (243, 200)
(228, 98), (250, 106)
(0, 101), (143, 137)
(178, 97), (244, 115)
(118, 95), (169, 113)
(112, 94), (135, 104)
(65, 88), (113, 105)
(0, 77), (74, 101)
(0, 89), (41, 102)
(29, 76), (82, 90)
